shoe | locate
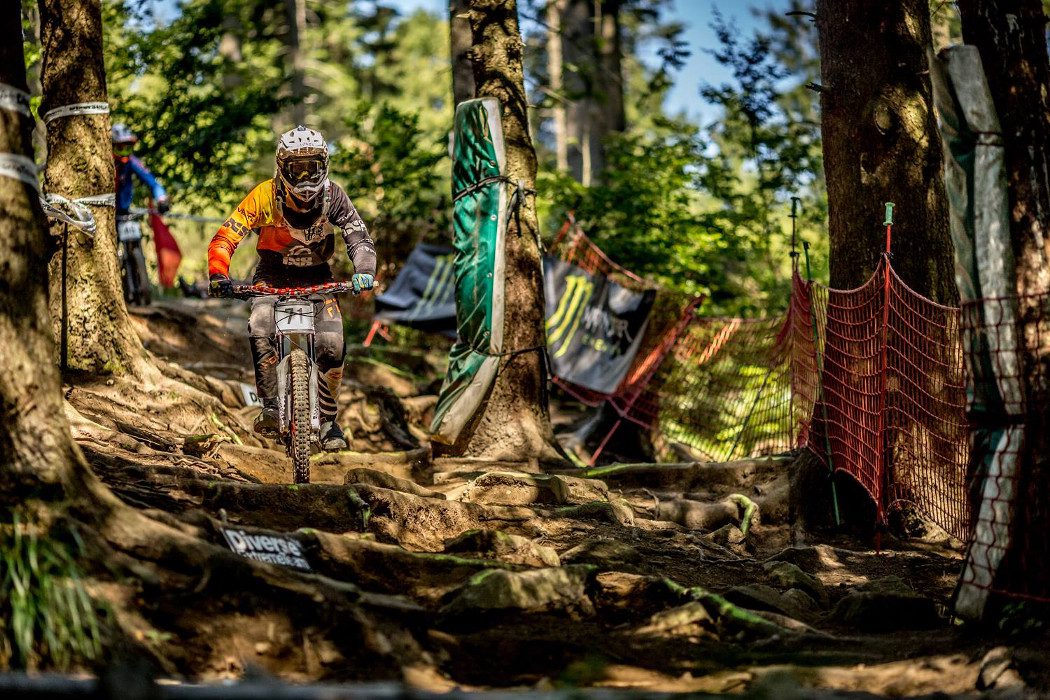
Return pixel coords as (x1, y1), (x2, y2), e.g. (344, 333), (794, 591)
(254, 403), (279, 438)
(319, 420), (348, 452)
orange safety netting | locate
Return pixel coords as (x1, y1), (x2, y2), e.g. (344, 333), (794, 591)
(791, 261), (971, 541)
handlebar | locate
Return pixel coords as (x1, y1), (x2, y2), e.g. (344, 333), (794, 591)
(227, 281), (360, 299)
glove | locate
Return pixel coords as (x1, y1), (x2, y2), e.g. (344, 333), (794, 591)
(156, 196), (171, 214)
(209, 274), (233, 298)
(351, 273), (374, 293)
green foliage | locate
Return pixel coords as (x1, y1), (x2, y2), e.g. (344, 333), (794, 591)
(0, 511), (104, 671)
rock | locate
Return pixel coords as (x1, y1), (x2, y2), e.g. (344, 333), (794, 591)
(780, 588), (820, 617)
(591, 572), (682, 620)
(764, 545), (848, 573)
(439, 565), (595, 618)
(723, 583), (812, 621)
(977, 646), (1024, 691)
(656, 498), (737, 530)
(703, 524), (750, 555)
(831, 576), (941, 631)
(763, 561), (829, 607)
(344, 468), (444, 499)
(460, 471), (609, 506)
(561, 539), (643, 567)
(634, 601), (715, 636)
(443, 529), (559, 567)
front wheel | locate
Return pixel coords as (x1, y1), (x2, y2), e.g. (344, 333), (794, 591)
(288, 347), (312, 484)
(130, 242), (151, 306)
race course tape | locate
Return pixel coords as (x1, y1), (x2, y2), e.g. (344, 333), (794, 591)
(43, 101), (110, 124)
(0, 83), (32, 117)
(0, 153), (40, 191)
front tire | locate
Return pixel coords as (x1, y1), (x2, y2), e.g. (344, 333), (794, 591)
(131, 242), (151, 306)
(288, 347), (312, 484)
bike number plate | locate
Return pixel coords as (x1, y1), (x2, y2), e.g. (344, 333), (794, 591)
(275, 300), (314, 333)
(118, 220), (142, 242)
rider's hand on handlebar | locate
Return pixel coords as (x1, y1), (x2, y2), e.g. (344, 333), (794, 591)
(351, 273), (374, 294)
(209, 274), (234, 298)
(156, 196), (171, 214)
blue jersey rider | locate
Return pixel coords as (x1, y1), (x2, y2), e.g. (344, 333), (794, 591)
(111, 123), (170, 215)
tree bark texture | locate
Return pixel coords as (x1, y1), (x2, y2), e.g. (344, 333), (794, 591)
(457, 0), (559, 461)
(816, 0), (958, 304)
(957, 0), (1050, 304)
(449, 0), (476, 106)
(0, 1), (88, 505)
(38, 0), (153, 376)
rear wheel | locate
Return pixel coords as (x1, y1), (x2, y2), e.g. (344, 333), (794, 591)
(288, 347), (312, 484)
(131, 243), (151, 306)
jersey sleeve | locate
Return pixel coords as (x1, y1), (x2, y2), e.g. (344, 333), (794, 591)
(328, 184), (377, 276)
(128, 156), (167, 202)
(208, 183), (268, 277)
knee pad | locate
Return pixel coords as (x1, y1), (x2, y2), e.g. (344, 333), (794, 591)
(315, 330), (345, 370)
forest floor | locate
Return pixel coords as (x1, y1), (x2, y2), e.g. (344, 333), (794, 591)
(47, 297), (1050, 697)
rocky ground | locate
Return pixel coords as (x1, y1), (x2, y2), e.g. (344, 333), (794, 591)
(47, 298), (1050, 696)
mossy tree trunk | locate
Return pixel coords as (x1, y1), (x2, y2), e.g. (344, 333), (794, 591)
(815, 0), (957, 304)
(456, 0), (559, 461)
(38, 0), (154, 377)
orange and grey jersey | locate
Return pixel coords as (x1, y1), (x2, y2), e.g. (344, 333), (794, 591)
(208, 178), (376, 279)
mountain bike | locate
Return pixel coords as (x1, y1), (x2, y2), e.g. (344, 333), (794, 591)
(229, 281), (359, 484)
(116, 210), (152, 306)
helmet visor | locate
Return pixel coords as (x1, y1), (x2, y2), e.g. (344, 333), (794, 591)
(280, 155), (326, 188)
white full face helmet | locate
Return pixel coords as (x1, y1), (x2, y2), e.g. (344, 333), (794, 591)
(276, 125), (329, 199)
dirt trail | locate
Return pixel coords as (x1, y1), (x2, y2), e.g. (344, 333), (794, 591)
(60, 299), (1049, 696)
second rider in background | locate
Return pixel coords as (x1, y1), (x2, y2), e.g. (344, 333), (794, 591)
(208, 126), (376, 451)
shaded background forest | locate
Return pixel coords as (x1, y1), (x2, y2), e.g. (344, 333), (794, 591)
(20, 0), (977, 314)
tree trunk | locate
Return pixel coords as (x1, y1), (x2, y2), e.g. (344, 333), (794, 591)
(0, 1), (82, 503)
(957, 0), (1050, 304)
(957, 0), (1050, 613)
(284, 0), (307, 125)
(38, 0), (154, 377)
(555, 0), (624, 185)
(457, 0), (559, 461)
(563, 0), (595, 185)
(815, 0), (957, 304)
(546, 0), (569, 171)
(449, 0), (476, 106)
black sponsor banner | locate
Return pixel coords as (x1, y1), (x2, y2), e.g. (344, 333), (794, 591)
(543, 256), (656, 394)
(220, 527), (311, 571)
(374, 243), (457, 335)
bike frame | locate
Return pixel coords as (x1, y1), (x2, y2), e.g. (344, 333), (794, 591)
(273, 298), (320, 439)
(231, 282), (356, 447)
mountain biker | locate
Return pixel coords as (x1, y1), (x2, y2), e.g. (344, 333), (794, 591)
(112, 123), (170, 215)
(207, 125), (376, 452)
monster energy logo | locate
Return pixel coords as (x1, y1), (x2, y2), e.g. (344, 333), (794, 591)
(546, 274), (595, 359)
(408, 253), (456, 320)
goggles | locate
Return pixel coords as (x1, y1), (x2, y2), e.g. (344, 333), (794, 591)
(280, 156), (325, 186)
(114, 142), (135, 157)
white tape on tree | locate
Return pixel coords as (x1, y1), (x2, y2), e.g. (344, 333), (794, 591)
(0, 153), (40, 191)
(0, 83), (32, 117)
(43, 101), (110, 124)
(42, 194), (97, 234)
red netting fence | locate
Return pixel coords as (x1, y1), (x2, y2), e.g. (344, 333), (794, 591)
(956, 293), (1050, 605)
(791, 262), (971, 541)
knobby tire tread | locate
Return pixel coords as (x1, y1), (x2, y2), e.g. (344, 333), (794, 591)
(289, 348), (311, 484)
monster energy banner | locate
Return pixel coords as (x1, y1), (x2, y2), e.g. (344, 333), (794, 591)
(374, 243), (457, 335)
(544, 256), (656, 394)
